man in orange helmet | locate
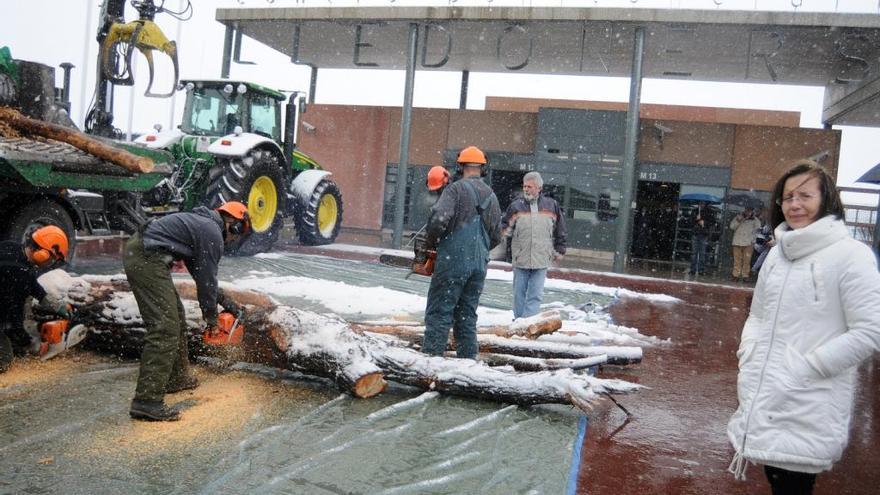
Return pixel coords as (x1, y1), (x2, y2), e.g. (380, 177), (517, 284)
(422, 146), (501, 359)
(124, 202), (249, 421)
(0, 225), (71, 373)
(426, 165), (451, 194)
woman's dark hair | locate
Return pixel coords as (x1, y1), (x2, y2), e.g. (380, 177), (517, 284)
(769, 159), (844, 229)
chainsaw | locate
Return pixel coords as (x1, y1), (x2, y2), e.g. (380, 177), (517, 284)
(38, 306), (88, 361)
(203, 311), (245, 346)
(407, 228), (436, 279)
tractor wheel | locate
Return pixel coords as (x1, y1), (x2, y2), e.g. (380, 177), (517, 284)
(206, 149), (286, 256)
(296, 178), (343, 246)
(0, 199), (76, 268)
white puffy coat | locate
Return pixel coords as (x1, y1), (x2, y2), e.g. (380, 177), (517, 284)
(727, 216), (880, 478)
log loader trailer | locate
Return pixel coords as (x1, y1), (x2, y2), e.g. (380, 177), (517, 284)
(0, 0), (343, 258)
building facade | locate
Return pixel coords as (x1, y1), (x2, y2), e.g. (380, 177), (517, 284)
(295, 98), (840, 273)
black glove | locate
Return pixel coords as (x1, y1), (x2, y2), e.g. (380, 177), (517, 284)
(222, 302), (243, 316)
(217, 289), (243, 316)
(56, 303), (72, 319)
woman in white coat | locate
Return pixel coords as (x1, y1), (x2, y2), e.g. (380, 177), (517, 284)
(727, 160), (880, 493)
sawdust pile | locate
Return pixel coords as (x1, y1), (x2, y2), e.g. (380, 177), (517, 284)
(82, 367), (325, 456)
(0, 352), (110, 391)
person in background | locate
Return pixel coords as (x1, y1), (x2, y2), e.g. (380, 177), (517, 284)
(727, 159), (880, 493)
(751, 208), (774, 274)
(125, 202), (249, 421)
(689, 201), (713, 276)
(501, 171), (566, 319)
(729, 206), (762, 282)
(0, 226), (71, 372)
(426, 165), (451, 195)
(422, 146), (501, 359)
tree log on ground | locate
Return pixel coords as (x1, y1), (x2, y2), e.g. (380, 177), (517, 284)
(0, 107), (154, 173)
(351, 310), (561, 340)
(40, 272), (641, 411)
(359, 324), (642, 365)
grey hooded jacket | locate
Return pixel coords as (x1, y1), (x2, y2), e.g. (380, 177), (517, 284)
(142, 206), (226, 325)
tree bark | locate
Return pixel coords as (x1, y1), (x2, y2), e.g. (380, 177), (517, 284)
(47, 273), (640, 411)
(0, 107), (154, 173)
(352, 310), (562, 340)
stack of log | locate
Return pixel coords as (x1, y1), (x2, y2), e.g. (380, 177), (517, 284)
(43, 272), (643, 412)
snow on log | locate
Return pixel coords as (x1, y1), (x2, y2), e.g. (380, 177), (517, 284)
(477, 310), (562, 338)
(360, 326), (642, 365)
(371, 347), (639, 411)
(478, 336), (643, 365)
(37, 272), (641, 411)
(474, 353), (608, 371)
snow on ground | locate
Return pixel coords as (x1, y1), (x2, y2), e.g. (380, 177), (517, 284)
(312, 245), (681, 304)
(485, 268), (680, 304)
(236, 274), (512, 325)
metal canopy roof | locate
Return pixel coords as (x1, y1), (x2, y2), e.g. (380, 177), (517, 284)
(215, 6), (880, 126)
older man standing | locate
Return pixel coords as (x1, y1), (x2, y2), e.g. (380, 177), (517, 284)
(502, 172), (567, 319)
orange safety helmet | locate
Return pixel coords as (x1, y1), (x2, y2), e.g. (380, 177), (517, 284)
(215, 201), (251, 235)
(456, 145), (487, 165)
(29, 225), (69, 264)
(426, 166), (451, 191)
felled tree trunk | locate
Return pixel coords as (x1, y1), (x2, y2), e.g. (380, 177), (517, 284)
(47, 273), (640, 411)
(351, 310), (562, 340)
(0, 107), (154, 173)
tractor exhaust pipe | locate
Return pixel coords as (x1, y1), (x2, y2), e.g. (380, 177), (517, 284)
(283, 91), (301, 166)
(59, 62), (75, 109)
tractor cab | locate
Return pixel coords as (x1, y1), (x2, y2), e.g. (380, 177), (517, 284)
(180, 80), (285, 142)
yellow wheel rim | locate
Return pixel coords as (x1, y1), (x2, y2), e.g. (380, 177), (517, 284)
(317, 193), (338, 236)
(247, 176), (278, 233)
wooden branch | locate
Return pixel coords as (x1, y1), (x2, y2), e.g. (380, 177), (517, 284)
(475, 352), (607, 371)
(0, 107), (154, 173)
(477, 310), (562, 338)
(360, 327), (642, 365)
(352, 310), (561, 340)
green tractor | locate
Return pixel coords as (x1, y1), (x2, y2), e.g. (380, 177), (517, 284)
(135, 80), (343, 254)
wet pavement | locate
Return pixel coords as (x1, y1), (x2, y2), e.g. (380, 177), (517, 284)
(4, 241), (878, 494)
(579, 278), (880, 495)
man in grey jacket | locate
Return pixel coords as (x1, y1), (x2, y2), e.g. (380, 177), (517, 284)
(502, 172), (567, 319)
(125, 202), (249, 421)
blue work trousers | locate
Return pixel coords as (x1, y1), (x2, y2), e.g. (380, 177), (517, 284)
(513, 267), (547, 319)
(422, 214), (489, 359)
(422, 267), (485, 359)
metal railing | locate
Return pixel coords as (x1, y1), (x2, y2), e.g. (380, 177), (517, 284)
(840, 186), (879, 249)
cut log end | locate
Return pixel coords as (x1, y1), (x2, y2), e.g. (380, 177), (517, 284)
(353, 372), (387, 398)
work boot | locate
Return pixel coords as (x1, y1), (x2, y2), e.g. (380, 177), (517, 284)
(165, 375), (200, 394)
(130, 399), (180, 422)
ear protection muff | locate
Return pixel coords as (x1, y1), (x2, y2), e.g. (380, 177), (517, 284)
(31, 246), (53, 265)
(26, 227), (64, 266)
